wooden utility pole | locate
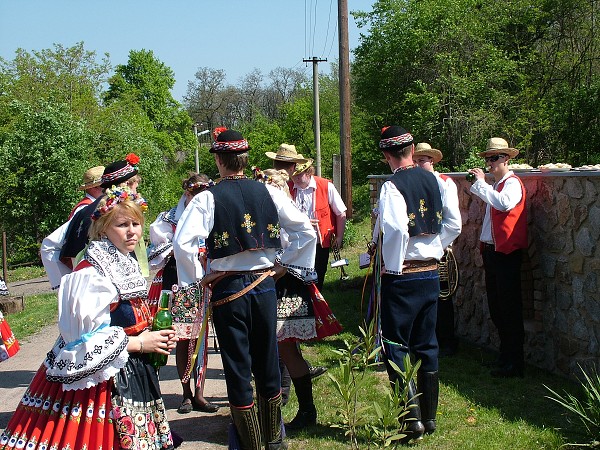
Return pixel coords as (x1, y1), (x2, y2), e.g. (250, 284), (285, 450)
(303, 57), (327, 177)
(338, 0), (352, 217)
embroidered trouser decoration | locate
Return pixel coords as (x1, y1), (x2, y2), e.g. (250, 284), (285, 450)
(231, 403), (262, 450)
(257, 393), (285, 448)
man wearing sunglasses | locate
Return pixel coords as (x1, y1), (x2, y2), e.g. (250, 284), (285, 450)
(467, 137), (527, 378)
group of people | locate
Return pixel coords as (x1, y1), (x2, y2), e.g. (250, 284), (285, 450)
(369, 127), (527, 443)
(0, 124), (527, 449)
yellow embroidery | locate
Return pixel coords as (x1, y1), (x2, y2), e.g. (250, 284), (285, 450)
(436, 210), (443, 224)
(241, 213), (256, 233)
(267, 223), (280, 238)
(214, 231), (230, 249)
(408, 212), (416, 227)
(419, 199), (428, 217)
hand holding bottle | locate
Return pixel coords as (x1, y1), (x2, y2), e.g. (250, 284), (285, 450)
(466, 167), (486, 183)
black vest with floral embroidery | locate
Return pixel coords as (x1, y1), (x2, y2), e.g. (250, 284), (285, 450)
(207, 177), (282, 260)
(390, 166), (443, 237)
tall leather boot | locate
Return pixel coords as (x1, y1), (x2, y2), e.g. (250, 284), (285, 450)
(397, 378), (425, 442)
(230, 403), (262, 450)
(285, 374), (317, 430)
(257, 393), (287, 450)
(417, 370), (439, 434)
(279, 359), (291, 407)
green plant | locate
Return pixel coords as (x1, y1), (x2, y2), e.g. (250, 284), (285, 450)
(545, 364), (600, 447)
(328, 322), (381, 448)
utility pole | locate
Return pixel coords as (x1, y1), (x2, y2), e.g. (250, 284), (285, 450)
(303, 56), (327, 177)
(338, 0), (352, 217)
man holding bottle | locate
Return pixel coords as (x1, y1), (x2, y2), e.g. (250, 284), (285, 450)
(467, 137), (527, 378)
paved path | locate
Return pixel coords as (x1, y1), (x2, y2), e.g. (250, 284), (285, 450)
(1, 278), (230, 449)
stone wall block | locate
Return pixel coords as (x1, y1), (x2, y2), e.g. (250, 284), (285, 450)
(540, 254), (557, 278)
(556, 290), (572, 311)
(575, 227), (595, 257)
(589, 206), (600, 241)
(584, 180), (598, 205)
(555, 193), (571, 226)
(566, 177), (584, 199)
(573, 204), (588, 230)
(569, 253), (584, 273)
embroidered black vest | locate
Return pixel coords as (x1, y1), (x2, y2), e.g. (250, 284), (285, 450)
(60, 195), (103, 259)
(390, 167), (443, 237)
(207, 178), (281, 259)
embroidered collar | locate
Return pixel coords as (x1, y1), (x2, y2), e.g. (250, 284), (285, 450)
(84, 238), (147, 300)
(218, 174), (247, 182)
(394, 164), (415, 173)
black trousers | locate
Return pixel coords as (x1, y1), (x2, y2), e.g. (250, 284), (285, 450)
(211, 273), (281, 407)
(314, 244), (331, 291)
(482, 246), (524, 368)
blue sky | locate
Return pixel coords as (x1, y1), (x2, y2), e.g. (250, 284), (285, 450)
(0, 0), (371, 103)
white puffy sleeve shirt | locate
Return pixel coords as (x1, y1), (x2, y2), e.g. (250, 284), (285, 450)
(470, 171), (522, 244)
(173, 184), (317, 287)
(436, 173), (462, 249)
(44, 266), (129, 391)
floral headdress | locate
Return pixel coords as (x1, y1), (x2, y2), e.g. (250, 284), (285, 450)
(91, 186), (148, 221)
(252, 166), (270, 183)
(183, 178), (215, 192)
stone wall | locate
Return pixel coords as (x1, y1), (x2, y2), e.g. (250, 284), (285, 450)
(368, 171), (600, 377)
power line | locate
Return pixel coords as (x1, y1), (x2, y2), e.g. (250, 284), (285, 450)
(321, 0), (335, 59)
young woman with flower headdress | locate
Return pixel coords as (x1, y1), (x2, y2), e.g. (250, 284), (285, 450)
(147, 173), (219, 415)
(0, 187), (179, 450)
(253, 167), (343, 431)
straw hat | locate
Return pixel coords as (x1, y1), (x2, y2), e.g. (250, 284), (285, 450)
(414, 143), (443, 164)
(292, 157), (314, 176)
(265, 143), (308, 163)
(77, 166), (105, 190)
(478, 137), (519, 158)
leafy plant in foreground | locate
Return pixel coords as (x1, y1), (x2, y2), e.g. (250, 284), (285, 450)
(545, 364), (600, 448)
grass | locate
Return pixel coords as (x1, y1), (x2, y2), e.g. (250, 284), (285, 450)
(5, 265), (46, 282)
(5, 293), (58, 339)
(284, 216), (588, 449)
(3, 217), (590, 448)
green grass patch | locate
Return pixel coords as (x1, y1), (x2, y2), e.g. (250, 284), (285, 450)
(7, 293), (58, 339)
(6, 265), (46, 282)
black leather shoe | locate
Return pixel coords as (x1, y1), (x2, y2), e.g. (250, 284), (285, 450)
(285, 408), (317, 430)
(400, 419), (425, 443)
(308, 365), (328, 379)
(490, 364), (524, 378)
(192, 399), (220, 413)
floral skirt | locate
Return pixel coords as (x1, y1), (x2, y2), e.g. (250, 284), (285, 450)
(0, 312), (19, 362)
(276, 274), (342, 343)
(0, 355), (174, 450)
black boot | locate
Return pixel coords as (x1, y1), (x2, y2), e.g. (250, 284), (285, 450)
(279, 359), (291, 407)
(257, 393), (287, 450)
(286, 374), (317, 430)
(417, 370), (439, 434)
(401, 379), (425, 442)
(230, 404), (262, 450)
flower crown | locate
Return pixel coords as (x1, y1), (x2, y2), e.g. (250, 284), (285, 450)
(91, 186), (148, 221)
(251, 166), (273, 184)
(183, 179), (214, 192)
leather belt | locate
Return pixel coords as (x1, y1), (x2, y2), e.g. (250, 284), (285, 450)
(210, 270), (275, 307)
(402, 259), (438, 273)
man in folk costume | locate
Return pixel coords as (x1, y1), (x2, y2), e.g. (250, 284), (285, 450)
(174, 128), (316, 450)
(371, 126), (460, 442)
(67, 165), (105, 219)
(467, 137), (527, 378)
(290, 158), (347, 291)
(41, 154), (143, 289)
(413, 143), (462, 356)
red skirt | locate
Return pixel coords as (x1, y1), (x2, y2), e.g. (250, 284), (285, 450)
(0, 312), (20, 361)
(0, 364), (115, 449)
(308, 283), (343, 340)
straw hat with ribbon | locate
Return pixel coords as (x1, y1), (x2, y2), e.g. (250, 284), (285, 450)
(265, 143), (308, 163)
(478, 137), (519, 158)
(78, 166), (105, 190)
(292, 157), (314, 176)
(414, 143), (443, 164)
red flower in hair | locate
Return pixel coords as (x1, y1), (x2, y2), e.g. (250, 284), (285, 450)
(213, 127), (227, 141)
(125, 153), (140, 167)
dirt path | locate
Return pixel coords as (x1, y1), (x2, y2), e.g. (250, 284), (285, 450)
(1, 278), (230, 449)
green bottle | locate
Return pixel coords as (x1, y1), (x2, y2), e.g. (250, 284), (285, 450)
(149, 292), (173, 368)
(466, 172), (476, 183)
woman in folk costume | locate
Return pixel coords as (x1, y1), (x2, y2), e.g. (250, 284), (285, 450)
(253, 167), (342, 430)
(0, 187), (178, 450)
(0, 310), (20, 362)
(147, 173), (219, 414)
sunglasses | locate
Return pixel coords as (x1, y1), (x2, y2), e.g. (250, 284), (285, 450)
(484, 154), (508, 163)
